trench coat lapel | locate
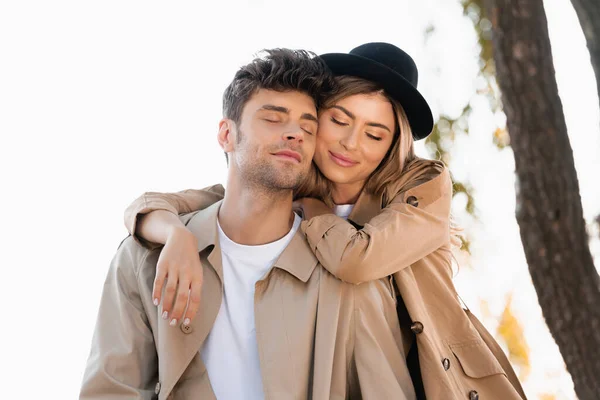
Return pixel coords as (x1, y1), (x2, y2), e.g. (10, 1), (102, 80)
(157, 202), (224, 399)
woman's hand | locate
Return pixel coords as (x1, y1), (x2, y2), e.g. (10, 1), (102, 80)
(154, 225), (203, 327)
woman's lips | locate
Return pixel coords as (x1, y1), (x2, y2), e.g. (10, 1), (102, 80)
(328, 151), (358, 167)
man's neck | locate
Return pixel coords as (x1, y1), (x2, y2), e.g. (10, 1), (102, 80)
(218, 179), (295, 246)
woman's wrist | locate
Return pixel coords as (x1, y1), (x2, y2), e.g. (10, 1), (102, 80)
(166, 223), (194, 241)
(138, 210), (189, 244)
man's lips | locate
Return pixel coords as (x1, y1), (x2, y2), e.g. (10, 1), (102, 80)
(329, 151), (358, 167)
(273, 150), (302, 163)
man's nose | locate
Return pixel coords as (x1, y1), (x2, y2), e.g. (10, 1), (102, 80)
(283, 123), (305, 142)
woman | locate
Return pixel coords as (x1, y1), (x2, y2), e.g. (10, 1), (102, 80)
(125, 43), (526, 399)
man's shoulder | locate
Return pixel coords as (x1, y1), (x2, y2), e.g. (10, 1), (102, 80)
(178, 210), (202, 226)
(178, 200), (222, 240)
(114, 235), (161, 279)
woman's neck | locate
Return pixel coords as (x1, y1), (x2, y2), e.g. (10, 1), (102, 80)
(331, 181), (365, 205)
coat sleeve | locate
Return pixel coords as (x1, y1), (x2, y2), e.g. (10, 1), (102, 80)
(80, 239), (158, 400)
(301, 167), (452, 284)
(123, 184), (225, 248)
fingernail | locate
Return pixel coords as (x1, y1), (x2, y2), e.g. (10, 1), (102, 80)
(162, 311), (168, 320)
(170, 318), (177, 326)
(153, 298), (159, 306)
(184, 318), (190, 326)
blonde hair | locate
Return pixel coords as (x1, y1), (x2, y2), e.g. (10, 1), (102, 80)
(295, 76), (417, 205)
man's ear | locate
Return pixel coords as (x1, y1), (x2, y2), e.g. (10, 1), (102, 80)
(218, 119), (236, 153)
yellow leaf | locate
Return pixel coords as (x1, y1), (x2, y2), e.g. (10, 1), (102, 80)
(493, 127), (510, 148)
(497, 293), (531, 380)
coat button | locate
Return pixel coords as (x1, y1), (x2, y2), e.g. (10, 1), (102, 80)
(442, 358), (451, 371)
(406, 195), (419, 207)
(410, 321), (424, 334)
(180, 323), (193, 334)
(155, 381), (161, 395)
(469, 390), (479, 400)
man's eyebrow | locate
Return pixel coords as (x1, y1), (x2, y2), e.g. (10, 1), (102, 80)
(260, 104), (289, 113)
(332, 105), (391, 133)
(301, 113), (318, 123)
(260, 104), (318, 123)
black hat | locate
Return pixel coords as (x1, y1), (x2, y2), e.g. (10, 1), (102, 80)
(320, 42), (433, 140)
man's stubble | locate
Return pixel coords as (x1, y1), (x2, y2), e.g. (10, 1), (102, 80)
(234, 128), (309, 195)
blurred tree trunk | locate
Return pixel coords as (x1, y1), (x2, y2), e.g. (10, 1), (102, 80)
(570, 0), (600, 111)
(570, 0), (600, 241)
(487, 1), (600, 398)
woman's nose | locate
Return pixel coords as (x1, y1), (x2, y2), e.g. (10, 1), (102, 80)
(340, 129), (359, 150)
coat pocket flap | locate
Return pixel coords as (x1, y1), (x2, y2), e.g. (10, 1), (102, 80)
(450, 339), (505, 378)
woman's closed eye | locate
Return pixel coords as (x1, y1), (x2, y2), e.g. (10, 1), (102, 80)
(331, 116), (382, 140)
(367, 133), (383, 141)
(330, 117), (349, 126)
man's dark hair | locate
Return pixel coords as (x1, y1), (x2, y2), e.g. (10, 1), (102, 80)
(222, 48), (335, 124)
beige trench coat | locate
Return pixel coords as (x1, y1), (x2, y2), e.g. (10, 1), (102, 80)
(303, 160), (527, 400)
(81, 199), (416, 399)
(121, 159), (527, 400)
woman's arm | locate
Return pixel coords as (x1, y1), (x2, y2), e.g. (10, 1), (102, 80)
(301, 166), (452, 284)
(123, 184), (225, 327)
(124, 184), (225, 247)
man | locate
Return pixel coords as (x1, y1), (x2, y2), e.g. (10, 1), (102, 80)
(80, 49), (410, 399)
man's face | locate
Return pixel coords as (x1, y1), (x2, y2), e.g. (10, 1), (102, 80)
(228, 89), (318, 191)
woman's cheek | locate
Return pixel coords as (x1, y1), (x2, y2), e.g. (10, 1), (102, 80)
(314, 140), (327, 158)
(319, 120), (346, 143)
(313, 142), (327, 166)
(364, 147), (387, 167)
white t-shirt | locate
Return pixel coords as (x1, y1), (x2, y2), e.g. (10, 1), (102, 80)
(333, 204), (355, 220)
(200, 213), (302, 400)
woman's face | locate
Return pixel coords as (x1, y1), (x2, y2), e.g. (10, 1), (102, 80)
(313, 93), (396, 202)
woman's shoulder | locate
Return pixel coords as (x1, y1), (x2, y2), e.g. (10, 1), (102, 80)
(384, 158), (451, 206)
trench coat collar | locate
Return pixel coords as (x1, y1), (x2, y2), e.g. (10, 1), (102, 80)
(185, 200), (319, 283)
(185, 200), (224, 281)
(273, 229), (319, 282)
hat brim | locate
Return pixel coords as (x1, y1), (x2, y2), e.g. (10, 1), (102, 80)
(320, 53), (433, 140)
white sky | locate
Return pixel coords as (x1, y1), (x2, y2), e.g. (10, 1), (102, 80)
(1, 0), (598, 398)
